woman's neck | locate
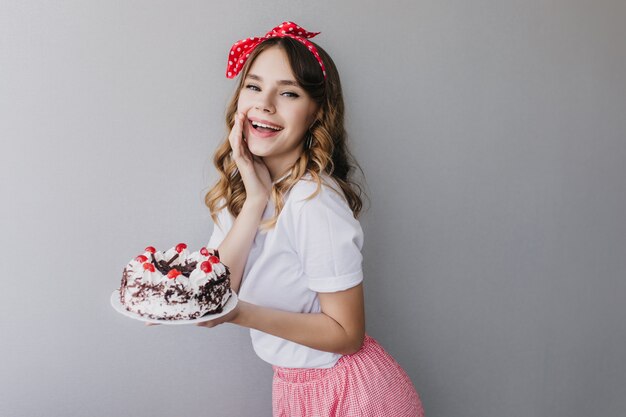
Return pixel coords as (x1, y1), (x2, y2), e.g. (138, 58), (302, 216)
(263, 154), (300, 183)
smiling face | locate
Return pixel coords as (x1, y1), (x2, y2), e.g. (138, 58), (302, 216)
(237, 46), (319, 180)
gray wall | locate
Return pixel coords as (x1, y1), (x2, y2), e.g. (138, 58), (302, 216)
(1, 1), (625, 416)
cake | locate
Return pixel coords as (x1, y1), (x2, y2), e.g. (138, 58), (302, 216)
(119, 243), (232, 320)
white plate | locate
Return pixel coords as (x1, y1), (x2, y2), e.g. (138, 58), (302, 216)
(110, 290), (238, 325)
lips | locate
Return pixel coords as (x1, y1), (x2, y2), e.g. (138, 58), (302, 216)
(246, 118), (282, 139)
(248, 117), (284, 131)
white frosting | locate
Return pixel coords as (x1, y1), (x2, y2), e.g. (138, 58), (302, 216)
(153, 251), (166, 264)
(162, 247), (189, 267)
(189, 268), (214, 291)
(163, 274), (190, 287)
(127, 262), (143, 280)
(141, 269), (161, 284)
(187, 251), (208, 264)
(211, 262), (226, 276)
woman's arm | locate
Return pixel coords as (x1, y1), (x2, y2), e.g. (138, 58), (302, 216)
(229, 283), (366, 355)
(217, 199), (266, 294)
(218, 110), (272, 293)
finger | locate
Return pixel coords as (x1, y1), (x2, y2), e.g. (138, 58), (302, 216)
(233, 109), (252, 146)
(229, 112), (246, 153)
(234, 111), (245, 137)
(230, 113), (255, 172)
(236, 113), (248, 155)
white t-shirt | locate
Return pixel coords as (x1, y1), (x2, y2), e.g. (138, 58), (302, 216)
(207, 173), (364, 368)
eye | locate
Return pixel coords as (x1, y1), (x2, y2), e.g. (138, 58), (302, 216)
(245, 84), (260, 91)
(282, 91), (300, 98)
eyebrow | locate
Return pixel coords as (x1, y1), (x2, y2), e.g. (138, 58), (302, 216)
(246, 73), (301, 87)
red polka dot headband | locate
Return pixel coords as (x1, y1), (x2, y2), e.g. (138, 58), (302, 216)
(226, 21), (326, 80)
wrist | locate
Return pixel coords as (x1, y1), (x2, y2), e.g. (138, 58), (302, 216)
(230, 300), (251, 326)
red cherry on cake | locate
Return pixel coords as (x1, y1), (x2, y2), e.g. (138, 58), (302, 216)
(200, 247), (209, 256)
(143, 262), (155, 272)
(167, 269), (181, 279)
(200, 261), (213, 273)
(135, 255), (148, 263)
(145, 246), (156, 254)
(175, 243), (187, 253)
(208, 255), (220, 264)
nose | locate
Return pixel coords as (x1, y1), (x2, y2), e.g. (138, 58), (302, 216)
(254, 92), (275, 113)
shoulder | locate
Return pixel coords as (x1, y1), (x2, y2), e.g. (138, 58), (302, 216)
(287, 173), (359, 230)
(289, 173), (349, 210)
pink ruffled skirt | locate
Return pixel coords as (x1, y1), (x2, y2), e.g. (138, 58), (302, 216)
(272, 334), (424, 416)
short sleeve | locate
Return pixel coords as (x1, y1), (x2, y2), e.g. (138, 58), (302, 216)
(292, 184), (364, 293)
(207, 203), (234, 249)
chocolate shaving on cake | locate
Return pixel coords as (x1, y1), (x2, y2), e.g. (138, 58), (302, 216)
(165, 253), (179, 266)
(154, 259), (171, 275)
(120, 268), (129, 303)
(179, 261), (198, 277)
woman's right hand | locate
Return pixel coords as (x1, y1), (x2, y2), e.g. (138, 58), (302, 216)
(229, 111), (272, 206)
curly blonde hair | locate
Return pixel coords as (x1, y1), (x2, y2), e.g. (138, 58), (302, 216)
(205, 37), (366, 230)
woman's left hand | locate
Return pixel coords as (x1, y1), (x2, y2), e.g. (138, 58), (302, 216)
(195, 302), (241, 329)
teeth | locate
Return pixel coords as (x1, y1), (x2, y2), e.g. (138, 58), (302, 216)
(251, 121), (282, 131)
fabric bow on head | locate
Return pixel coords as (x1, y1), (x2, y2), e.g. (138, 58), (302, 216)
(226, 21), (326, 80)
